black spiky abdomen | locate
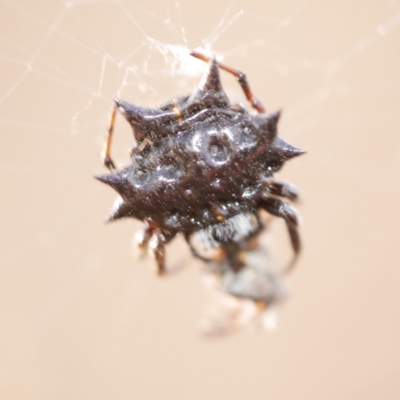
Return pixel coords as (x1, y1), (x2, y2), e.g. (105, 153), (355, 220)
(97, 57), (303, 236)
(112, 111), (265, 232)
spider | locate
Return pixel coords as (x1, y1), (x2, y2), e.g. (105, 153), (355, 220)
(96, 51), (304, 304)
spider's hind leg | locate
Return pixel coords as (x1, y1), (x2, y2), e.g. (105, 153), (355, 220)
(184, 233), (214, 263)
(258, 195), (301, 273)
(266, 180), (300, 202)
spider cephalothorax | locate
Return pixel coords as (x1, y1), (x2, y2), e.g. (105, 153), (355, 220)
(97, 51), (304, 303)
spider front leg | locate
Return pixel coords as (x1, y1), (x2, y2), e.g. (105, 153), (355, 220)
(258, 195), (301, 273)
(266, 180), (300, 202)
(134, 226), (154, 255)
(190, 51), (265, 113)
(102, 103), (118, 171)
(134, 226), (163, 272)
(148, 230), (167, 275)
(137, 228), (176, 275)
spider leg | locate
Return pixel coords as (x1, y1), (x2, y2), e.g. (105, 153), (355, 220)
(149, 230), (166, 275)
(134, 226), (154, 254)
(184, 233), (214, 263)
(258, 195), (301, 273)
(266, 180), (300, 202)
(190, 51), (265, 113)
(135, 227), (176, 275)
(102, 103), (118, 171)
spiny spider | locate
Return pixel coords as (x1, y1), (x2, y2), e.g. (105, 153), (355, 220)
(96, 51), (304, 304)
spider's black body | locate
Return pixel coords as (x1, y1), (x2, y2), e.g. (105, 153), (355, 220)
(97, 53), (304, 304)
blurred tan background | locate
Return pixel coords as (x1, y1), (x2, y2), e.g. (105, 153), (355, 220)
(1, 0), (400, 399)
